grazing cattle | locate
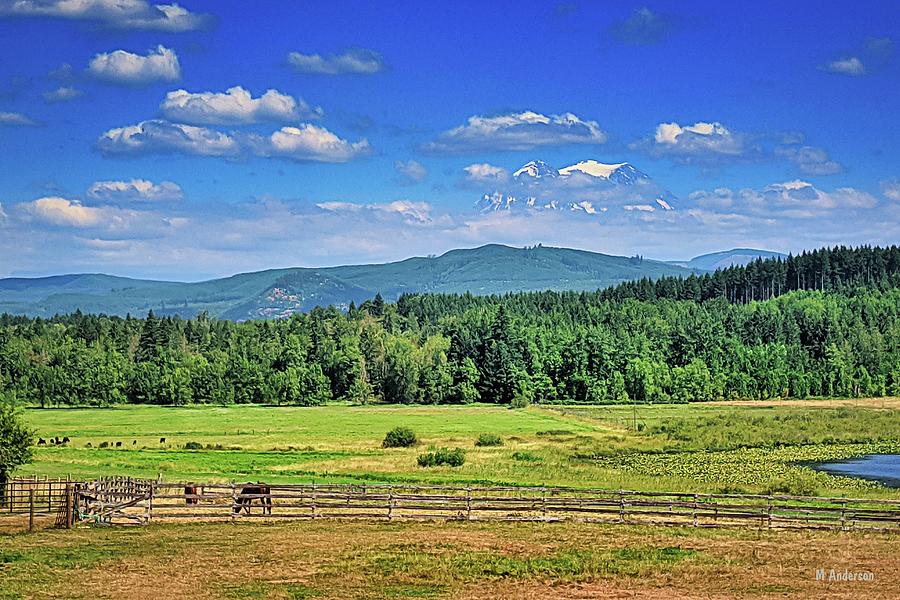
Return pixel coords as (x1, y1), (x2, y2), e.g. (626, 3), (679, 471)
(160, 437), (166, 444)
(115, 441), (122, 448)
(185, 484), (200, 505)
(233, 483), (272, 515)
(133, 440), (137, 445)
(38, 438), (46, 445)
(62, 436), (70, 443)
(85, 442), (92, 448)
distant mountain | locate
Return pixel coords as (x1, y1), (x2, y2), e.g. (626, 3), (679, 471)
(0, 245), (698, 321)
(480, 159), (674, 214)
(669, 248), (787, 271)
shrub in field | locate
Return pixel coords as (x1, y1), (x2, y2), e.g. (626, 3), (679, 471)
(511, 451), (541, 462)
(183, 441), (203, 450)
(383, 426), (418, 448)
(475, 433), (503, 447)
(417, 447), (466, 467)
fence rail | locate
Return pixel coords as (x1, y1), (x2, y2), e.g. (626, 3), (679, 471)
(61, 479), (900, 531)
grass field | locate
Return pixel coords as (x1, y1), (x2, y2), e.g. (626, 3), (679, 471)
(0, 519), (897, 599)
(17, 400), (900, 497)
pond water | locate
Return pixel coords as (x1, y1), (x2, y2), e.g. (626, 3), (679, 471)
(811, 454), (900, 488)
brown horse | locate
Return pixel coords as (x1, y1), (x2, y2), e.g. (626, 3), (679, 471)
(233, 483), (272, 515)
(184, 484), (200, 505)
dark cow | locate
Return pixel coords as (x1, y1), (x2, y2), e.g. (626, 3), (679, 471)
(37, 438), (46, 445)
(62, 436), (70, 443)
(160, 437), (166, 444)
(115, 441), (122, 448)
(133, 440), (137, 445)
(233, 483), (272, 515)
(185, 484), (200, 505)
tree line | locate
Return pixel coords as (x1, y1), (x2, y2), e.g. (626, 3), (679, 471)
(1, 245), (900, 407)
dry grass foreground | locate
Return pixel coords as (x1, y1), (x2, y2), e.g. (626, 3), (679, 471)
(1, 519), (897, 600)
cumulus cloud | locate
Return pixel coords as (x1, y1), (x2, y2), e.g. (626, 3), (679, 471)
(15, 195), (186, 242)
(0, 0), (209, 31)
(97, 120), (240, 157)
(882, 179), (900, 202)
(317, 200), (434, 224)
(426, 111), (607, 153)
(160, 86), (322, 125)
(251, 124), (371, 163)
(19, 196), (106, 227)
(822, 57), (866, 76)
(609, 7), (676, 45)
(394, 160), (427, 183)
(43, 85), (82, 102)
(0, 111), (36, 126)
(463, 163), (509, 184)
(97, 119), (369, 163)
(775, 145), (843, 175)
(688, 180), (878, 218)
(634, 120), (752, 163)
(88, 45), (180, 85)
(287, 48), (384, 75)
(87, 179), (183, 202)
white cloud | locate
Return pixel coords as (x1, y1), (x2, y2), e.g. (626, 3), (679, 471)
(20, 197), (105, 227)
(97, 120), (240, 157)
(97, 119), (370, 163)
(648, 120), (747, 157)
(88, 45), (180, 85)
(0, 0), (209, 31)
(394, 160), (427, 183)
(426, 111), (608, 153)
(287, 48), (384, 75)
(87, 179), (183, 202)
(0, 202), (7, 222)
(463, 163), (509, 184)
(160, 86), (322, 125)
(0, 111), (36, 126)
(252, 124), (370, 163)
(317, 200), (433, 224)
(822, 57), (866, 76)
(43, 86), (82, 102)
(775, 145), (843, 175)
(689, 180), (878, 217)
(882, 179), (900, 202)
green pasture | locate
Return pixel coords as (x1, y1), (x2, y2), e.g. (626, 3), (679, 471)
(17, 402), (900, 497)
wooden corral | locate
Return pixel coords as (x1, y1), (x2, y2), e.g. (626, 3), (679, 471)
(56, 479), (900, 531)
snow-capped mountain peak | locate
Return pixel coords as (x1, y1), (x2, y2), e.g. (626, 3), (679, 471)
(558, 160), (650, 185)
(513, 160), (558, 180)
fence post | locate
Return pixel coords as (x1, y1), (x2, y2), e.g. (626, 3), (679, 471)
(231, 483), (237, 522)
(65, 483), (73, 528)
(466, 487), (472, 521)
(840, 501), (846, 531)
(619, 491), (626, 523)
(48, 481), (52, 513)
(29, 488), (35, 532)
(387, 485), (393, 521)
(311, 483), (317, 519)
(692, 494), (698, 527)
(767, 496), (773, 529)
(541, 487), (547, 521)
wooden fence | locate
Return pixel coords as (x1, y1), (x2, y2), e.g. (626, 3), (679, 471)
(1, 476), (76, 529)
(67, 479), (900, 531)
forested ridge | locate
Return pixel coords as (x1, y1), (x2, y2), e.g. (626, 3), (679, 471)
(2, 245), (900, 407)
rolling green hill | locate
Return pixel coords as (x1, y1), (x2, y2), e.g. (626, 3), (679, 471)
(0, 244), (698, 320)
(667, 248), (786, 271)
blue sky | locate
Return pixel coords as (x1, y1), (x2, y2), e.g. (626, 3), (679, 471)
(0, 0), (898, 279)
